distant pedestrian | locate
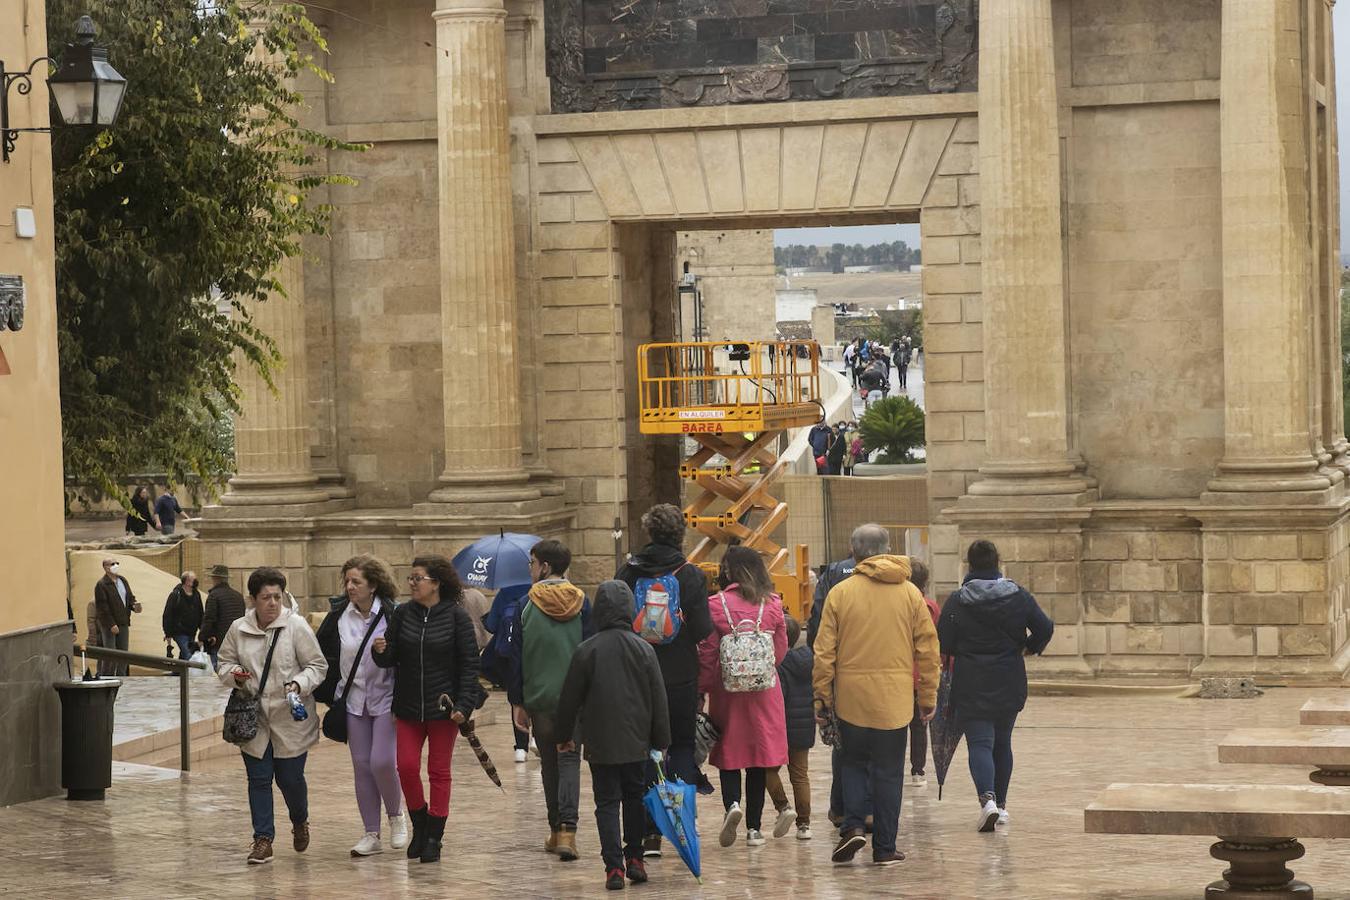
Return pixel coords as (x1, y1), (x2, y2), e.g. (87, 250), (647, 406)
(905, 560), (941, 788)
(554, 580), (671, 891)
(125, 486), (157, 536)
(162, 571), (204, 660)
(698, 546), (789, 849)
(509, 539), (593, 862)
(217, 567), (328, 865)
(314, 555), (407, 858)
(764, 614), (814, 841)
(202, 564), (247, 669)
(372, 555), (484, 864)
(813, 525), (939, 867)
(154, 488), (185, 535)
(825, 422), (848, 475)
(94, 558), (141, 676)
(482, 580), (535, 762)
(938, 540), (1053, 832)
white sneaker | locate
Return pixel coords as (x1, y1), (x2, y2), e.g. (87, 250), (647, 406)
(719, 802), (743, 847)
(514, 748), (527, 763)
(997, 807), (1009, 826)
(529, 737), (539, 757)
(977, 798), (999, 833)
(909, 773), (927, 789)
(796, 824), (812, 841)
(388, 813), (409, 849)
(350, 832), (383, 857)
(772, 807), (797, 838)
(745, 828), (766, 847)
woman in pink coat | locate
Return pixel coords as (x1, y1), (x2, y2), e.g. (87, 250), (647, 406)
(698, 546), (789, 849)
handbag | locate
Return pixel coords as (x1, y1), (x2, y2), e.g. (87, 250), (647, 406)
(222, 630), (281, 746)
(694, 711), (720, 767)
(321, 607), (384, 744)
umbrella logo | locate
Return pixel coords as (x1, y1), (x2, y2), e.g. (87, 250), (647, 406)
(473, 556), (492, 574)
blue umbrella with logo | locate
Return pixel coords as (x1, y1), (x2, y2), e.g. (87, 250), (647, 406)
(452, 531), (541, 591)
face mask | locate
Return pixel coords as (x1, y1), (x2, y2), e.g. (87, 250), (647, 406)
(109, 564), (120, 575)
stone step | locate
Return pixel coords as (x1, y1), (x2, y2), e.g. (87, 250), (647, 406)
(1300, 697), (1350, 726)
(1217, 726), (1350, 785)
(1085, 782), (1350, 897)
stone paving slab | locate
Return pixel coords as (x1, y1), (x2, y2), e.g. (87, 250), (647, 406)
(4, 687), (1350, 899)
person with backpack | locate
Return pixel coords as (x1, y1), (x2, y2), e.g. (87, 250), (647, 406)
(508, 539), (592, 862)
(906, 560), (941, 789)
(764, 614), (814, 840)
(813, 524), (940, 867)
(938, 540), (1054, 832)
(697, 546), (789, 848)
(482, 581), (535, 762)
(615, 503), (713, 856)
(554, 580), (671, 891)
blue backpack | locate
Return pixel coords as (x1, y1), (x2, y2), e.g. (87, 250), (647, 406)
(633, 564), (688, 645)
(481, 591), (526, 688)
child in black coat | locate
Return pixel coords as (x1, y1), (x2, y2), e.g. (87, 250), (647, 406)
(764, 615), (815, 839)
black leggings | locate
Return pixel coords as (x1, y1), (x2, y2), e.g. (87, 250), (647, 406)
(720, 767), (768, 831)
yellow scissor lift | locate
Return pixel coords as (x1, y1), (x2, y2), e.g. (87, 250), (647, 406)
(636, 340), (821, 623)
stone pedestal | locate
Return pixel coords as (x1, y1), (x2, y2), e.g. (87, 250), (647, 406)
(967, 0), (1093, 501)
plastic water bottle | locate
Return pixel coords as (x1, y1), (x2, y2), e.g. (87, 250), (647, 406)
(287, 690), (308, 721)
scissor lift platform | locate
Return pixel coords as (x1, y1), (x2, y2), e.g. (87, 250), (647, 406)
(636, 340), (822, 620)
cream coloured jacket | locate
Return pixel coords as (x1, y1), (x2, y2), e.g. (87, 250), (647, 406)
(217, 606), (327, 759)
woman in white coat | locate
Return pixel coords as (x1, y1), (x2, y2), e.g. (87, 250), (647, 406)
(217, 567), (328, 865)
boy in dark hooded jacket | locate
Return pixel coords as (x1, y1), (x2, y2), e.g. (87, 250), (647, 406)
(556, 581), (671, 891)
(764, 615), (814, 839)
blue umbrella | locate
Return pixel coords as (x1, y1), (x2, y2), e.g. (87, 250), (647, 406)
(643, 756), (701, 883)
(452, 531), (541, 590)
(928, 663), (962, 800)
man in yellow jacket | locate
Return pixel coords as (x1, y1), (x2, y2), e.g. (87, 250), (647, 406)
(813, 524), (940, 867)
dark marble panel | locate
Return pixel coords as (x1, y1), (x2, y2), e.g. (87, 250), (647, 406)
(547, 0), (977, 111)
(0, 623), (71, 807)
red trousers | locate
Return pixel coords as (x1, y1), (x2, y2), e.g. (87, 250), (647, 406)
(395, 718), (458, 818)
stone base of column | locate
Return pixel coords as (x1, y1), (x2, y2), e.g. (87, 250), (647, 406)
(963, 458), (1098, 504)
(1329, 439), (1350, 477)
(218, 471), (335, 507)
(527, 462), (567, 497)
(1204, 457), (1337, 504)
(313, 466), (357, 501)
(419, 468), (566, 517)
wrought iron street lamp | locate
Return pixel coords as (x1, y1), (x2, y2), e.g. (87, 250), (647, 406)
(1, 15), (127, 163)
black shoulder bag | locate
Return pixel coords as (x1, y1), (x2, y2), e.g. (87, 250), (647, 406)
(321, 609), (385, 744)
(222, 630), (281, 746)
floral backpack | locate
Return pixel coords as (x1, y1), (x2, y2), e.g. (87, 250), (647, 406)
(716, 591), (777, 693)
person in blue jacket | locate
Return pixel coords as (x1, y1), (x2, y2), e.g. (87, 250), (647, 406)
(482, 582), (534, 760)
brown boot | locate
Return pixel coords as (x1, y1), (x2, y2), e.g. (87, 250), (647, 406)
(556, 826), (578, 862)
(247, 836), (273, 865)
(545, 830), (559, 854)
(292, 823), (310, 853)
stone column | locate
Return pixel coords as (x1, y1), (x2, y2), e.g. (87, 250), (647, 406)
(968, 0), (1093, 499)
(1206, 0), (1330, 497)
(220, 252), (330, 506)
(424, 0), (541, 509)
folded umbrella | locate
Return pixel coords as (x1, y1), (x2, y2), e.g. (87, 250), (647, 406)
(642, 755), (701, 882)
(927, 661), (961, 800)
(452, 530), (541, 590)
(439, 695), (504, 792)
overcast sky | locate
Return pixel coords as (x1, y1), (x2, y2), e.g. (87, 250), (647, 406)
(781, 9), (1350, 252)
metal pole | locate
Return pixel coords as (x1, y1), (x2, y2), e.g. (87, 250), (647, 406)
(179, 668), (191, 772)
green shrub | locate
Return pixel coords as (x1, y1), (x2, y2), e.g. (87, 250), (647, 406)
(858, 396), (926, 464)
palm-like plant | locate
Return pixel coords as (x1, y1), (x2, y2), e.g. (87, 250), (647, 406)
(858, 396), (926, 464)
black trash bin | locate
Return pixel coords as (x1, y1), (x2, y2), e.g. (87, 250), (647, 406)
(54, 679), (121, 801)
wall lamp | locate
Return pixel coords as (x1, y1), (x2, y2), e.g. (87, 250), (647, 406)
(2, 15), (127, 164)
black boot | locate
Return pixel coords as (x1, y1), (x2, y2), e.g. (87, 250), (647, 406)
(406, 806), (428, 860)
(420, 815), (447, 863)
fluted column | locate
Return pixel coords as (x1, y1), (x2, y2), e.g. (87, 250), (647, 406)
(221, 252), (329, 505)
(969, 0), (1093, 498)
(425, 0), (540, 507)
(1206, 0), (1330, 497)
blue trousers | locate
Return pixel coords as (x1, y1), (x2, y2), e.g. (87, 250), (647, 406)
(963, 713), (1018, 806)
(837, 718), (906, 858)
(242, 744), (309, 840)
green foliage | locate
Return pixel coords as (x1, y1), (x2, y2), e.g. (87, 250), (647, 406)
(866, 309), (923, 348)
(49, 0), (364, 505)
(774, 240), (921, 272)
(858, 395), (926, 464)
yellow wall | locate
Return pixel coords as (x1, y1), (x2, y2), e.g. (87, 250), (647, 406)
(0, 0), (67, 632)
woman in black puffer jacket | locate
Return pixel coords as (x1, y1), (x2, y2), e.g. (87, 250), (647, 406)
(372, 555), (483, 864)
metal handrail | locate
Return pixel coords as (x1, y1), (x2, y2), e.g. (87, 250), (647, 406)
(74, 644), (209, 773)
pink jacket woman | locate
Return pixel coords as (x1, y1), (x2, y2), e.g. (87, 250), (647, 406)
(697, 583), (789, 770)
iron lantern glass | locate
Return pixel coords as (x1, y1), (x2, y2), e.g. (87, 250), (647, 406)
(47, 16), (126, 127)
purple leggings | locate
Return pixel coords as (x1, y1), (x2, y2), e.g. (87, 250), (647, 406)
(348, 711), (402, 833)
